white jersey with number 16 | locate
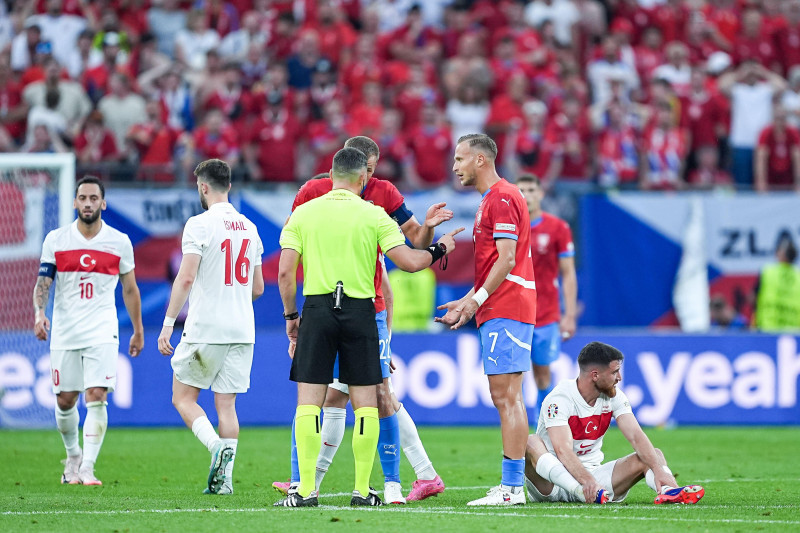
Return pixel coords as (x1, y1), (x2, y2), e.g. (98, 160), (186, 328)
(181, 202), (263, 344)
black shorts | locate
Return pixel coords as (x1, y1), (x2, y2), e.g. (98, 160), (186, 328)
(290, 293), (382, 386)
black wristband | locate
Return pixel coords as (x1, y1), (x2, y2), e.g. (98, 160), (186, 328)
(426, 242), (447, 265)
(283, 311), (300, 320)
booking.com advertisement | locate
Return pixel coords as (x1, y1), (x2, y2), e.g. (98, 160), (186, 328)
(1, 331), (798, 428)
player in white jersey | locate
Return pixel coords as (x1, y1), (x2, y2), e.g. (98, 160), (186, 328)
(157, 159), (264, 495)
(34, 176), (144, 486)
(524, 342), (706, 505)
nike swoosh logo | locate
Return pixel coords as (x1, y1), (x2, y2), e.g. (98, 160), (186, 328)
(323, 442), (337, 447)
(579, 443), (592, 449)
(105, 376), (113, 379)
(80, 275), (90, 280)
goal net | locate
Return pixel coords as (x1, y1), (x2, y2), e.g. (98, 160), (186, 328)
(0, 153), (74, 428)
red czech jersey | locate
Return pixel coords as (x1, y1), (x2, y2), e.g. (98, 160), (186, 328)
(291, 177), (407, 313)
(473, 179), (536, 327)
(530, 212), (574, 327)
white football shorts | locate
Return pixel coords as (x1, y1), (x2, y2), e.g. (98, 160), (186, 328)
(172, 342), (254, 393)
(525, 459), (629, 503)
(50, 343), (119, 394)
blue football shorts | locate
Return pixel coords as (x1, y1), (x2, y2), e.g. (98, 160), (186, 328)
(479, 318), (534, 375)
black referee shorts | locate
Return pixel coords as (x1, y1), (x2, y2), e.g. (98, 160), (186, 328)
(290, 293), (382, 386)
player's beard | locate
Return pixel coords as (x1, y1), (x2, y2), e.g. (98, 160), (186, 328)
(78, 209), (101, 224)
(598, 383), (617, 398)
(199, 190), (208, 210)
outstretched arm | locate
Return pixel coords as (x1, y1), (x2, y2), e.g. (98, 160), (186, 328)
(436, 237), (516, 330)
(399, 202), (454, 249)
(120, 270), (144, 357)
(559, 255), (577, 339)
(384, 227), (462, 273)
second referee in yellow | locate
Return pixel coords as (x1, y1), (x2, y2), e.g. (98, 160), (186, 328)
(277, 147), (462, 507)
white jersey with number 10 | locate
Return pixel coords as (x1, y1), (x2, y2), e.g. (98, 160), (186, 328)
(181, 202), (263, 344)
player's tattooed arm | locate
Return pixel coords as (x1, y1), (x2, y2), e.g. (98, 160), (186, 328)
(33, 276), (53, 340)
(33, 275), (52, 314)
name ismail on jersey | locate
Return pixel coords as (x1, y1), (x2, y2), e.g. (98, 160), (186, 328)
(224, 220), (248, 231)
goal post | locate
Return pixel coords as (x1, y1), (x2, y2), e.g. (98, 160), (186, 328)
(0, 153), (75, 427)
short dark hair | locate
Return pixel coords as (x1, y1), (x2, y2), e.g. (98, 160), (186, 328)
(332, 147), (367, 182)
(457, 133), (498, 160)
(578, 342), (624, 371)
(344, 136), (380, 159)
(194, 159), (231, 191)
(778, 236), (798, 264)
(75, 175), (105, 198)
(516, 174), (541, 185)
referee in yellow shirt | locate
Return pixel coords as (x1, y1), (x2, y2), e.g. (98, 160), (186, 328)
(277, 147), (462, 507)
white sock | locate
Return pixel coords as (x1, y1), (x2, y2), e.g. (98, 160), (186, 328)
(315, 407), (346, 489)
(82, 401), (108, 468)
(192, 416), (221, 453)
(397, 404), (437, 480)
(645, 465), (675, 493)
(55, 404), (81, 457)
(535, 452), (585, 502)
(221, 438), (237, 487)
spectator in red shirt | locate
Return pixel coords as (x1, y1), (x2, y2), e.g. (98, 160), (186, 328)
(634, 27), (665, 85)
(486, 71), (527, 162)
(127, 99), (182, 182)
(202, 62), (255, 128)
(442, 33), (491, 101)
(375, 108), (410, 184)
(303, 0), (357, 67)
(687, 144), (733, 189)
(190, 108), (240, 167)
(505, 99), (561, 188)
(684, 14), (728, 66)
(196, 0), (240, 38)
(307, 98), (350, 175)
(84, 32), (127, 104)
(489, 35), (531, 97)
(347, 80), (383, 138)
(774, 0), (800, 75)
(406, 102), (452, 188)
(681, 67), (727, 161)
(733, 8), (778, 69)
(309, 58), (341, 121)
(651, 0), (688, 44)
(394, 65), (441, 130)
(0, 60), (28, 144)
(75, 110), (119, 164)
(755, 104), (800, 191)
(342, 35), (382, 107)
(244, 90), (303, 183)
(641, 100), (689, 190)
(548, 96), (592, 181)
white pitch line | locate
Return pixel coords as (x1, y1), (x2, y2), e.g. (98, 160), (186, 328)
(3, 506), (800, 526)
(321, 479), (800, 498)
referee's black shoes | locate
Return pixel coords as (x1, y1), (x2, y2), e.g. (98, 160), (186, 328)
(351, 487), (384, 506)
(274, 490), (319, 507)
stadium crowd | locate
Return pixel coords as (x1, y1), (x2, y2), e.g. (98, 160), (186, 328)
(2, 0), (800, 192)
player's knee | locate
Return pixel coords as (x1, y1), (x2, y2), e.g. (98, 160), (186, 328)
(84, 387), (107, 403)
(56, 393), (78, 410)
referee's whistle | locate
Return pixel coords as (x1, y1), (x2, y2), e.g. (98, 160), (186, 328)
(334, 281), (344, 310)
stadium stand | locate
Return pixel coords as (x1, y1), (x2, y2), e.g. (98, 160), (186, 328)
(0, 0), (798, 192)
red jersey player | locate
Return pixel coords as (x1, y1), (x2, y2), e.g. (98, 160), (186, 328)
(516, 174), (577, 422)
(439, 134), (536, 506)
(525, 341), (705, 506)
(274, 136), (453, 504)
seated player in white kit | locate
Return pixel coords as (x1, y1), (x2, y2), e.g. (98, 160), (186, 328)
(525, 341), (705, 505)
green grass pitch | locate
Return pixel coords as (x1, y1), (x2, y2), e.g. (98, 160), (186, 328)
(2, 425), (799, 532)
